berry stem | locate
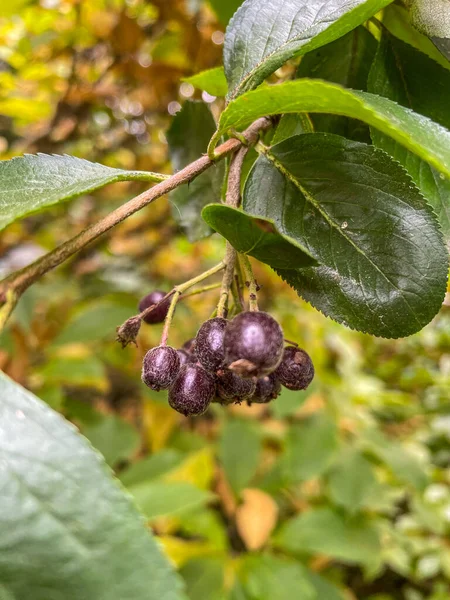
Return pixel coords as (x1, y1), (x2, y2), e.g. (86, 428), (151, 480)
(180, 282), (221, 300)
(160, 261), (226, 345)
(217, 243), (236, 318)
(239, 254), (259, 311)
(160, 290), (181, 346)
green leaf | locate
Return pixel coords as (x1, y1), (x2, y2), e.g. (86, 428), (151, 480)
(182, 67), (228, 96)
(127, 481), (213, 520)
(327, 449), (379, 512)
(82, 414), (141, 468)
(297, 26), (377, 142)
(212, 79), (450, 179)
(119, 450), (184, 487)
(368, 31), (450, 238)
(244, 134), (448, 337)
(238, 555), (315, 600)
(382, 4), (450, 69)
(218, 419), (261, 493)
(224, 0), (393, 99)
(180, 558), (226, 600)
(208, 0), (243, 26)
(282, 413), (338, 482)
(362, 429), (429, 490)
(0, 154), (166, 232)
(0, 371), (186, 600)
(167, 101), (224, 241)
(305, 572), (347, 600)
(201, 204), (318, 270)
(271, 114), (312, 145)
(274, 507), (381, 567)
(53, 299), (137, 345)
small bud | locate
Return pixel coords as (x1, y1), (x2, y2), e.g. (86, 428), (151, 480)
(116, 316), (142, 348)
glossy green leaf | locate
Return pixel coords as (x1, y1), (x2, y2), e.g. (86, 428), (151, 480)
(182, 68), (228, 97)
(0, 372), (187, 600)
(381, 4), (450, 69)
(224, 0), (393, 99)
(244, 134), (448, 337)
(211, 79), (450, 179)
(201, 204), (317, 270)
(327, 449), (379, 512)
(167, 101), (224, 241)
(282, 413), (338, 482)
(271, 113), (312, 145)
(82, 414), (141, 467)
(127, 481), (213, 520)
(297, 26), (377, 142)
(274, 507), (381, 566)
(306, 572), (346, 600)
(218, 419), (261, 493)
(368, 31), (450, 237)
(0, 154), (166, 232)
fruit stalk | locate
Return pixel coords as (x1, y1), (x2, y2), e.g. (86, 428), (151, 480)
(239, 254), (259, 311)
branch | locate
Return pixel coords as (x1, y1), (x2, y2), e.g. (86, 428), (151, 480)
(0, 117), (272, 329)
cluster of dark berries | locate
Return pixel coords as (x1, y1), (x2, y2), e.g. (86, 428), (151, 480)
(139, 290), (314, 417)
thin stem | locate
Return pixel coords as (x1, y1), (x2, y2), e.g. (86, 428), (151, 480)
(239, 254), (259, 311)
(160, 290), (181, 346)
(217, 243), (237, 318)
(180, 282), (221, 300)
(160, 262), (225, 346)
(231, 276), (244, 313)
(0, 117), (272, 332)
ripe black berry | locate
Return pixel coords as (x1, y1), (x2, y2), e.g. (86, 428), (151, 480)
(195, 317), (227, 372)
(139, 290), (171, 324)
(216, 369), (256, 404)
(275, 346), (315, 390)
(177, 348), (195, 366)
(224, 311), (284, 378)
(169, 364), (216, 416)
(142, 345), (180, 391)
(250, 374), (281, 404)
(183, 338), (196, 352)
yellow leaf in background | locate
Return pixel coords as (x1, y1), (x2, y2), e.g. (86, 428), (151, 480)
(235, 489), (278, 551)
(0, 0), (33, 18)
(0, 98), (51, 121)
(158, 535), (219, 568)
(164, 448), (215, 490)
(143, 399), (178, 452)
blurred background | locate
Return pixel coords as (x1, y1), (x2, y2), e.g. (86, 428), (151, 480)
(0, 1), (450, 599)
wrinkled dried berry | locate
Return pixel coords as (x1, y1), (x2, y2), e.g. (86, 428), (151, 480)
(169, 364), (216, 416)
(142, 345), (180, 391)
(177, 348), (196, 366)
(216, 369), (256, 404)
(275, 346), (314, 391)
(224, 311), (284, 378)
(139, 290), (171, 324)
(195, 317), (227, 372)
(249, 374), (281, 404)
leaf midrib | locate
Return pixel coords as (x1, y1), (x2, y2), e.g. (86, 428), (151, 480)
(263, 149), (425, 327)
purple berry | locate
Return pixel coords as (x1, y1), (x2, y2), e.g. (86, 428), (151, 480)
(142, 345), (180, 391)
(177, 348), (196, 366)
(139, 290), (171, 324)
(275, 346), (314, 391)
(250, 374), (281, 404)
(169, 364), (216, 416)
(224, 311), (284, 378)
(195, 317), (227, 372)
(183, 338), (196, 352)
(216, 369), (256, 404)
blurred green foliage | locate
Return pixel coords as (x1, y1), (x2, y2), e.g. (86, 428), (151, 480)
(1, 1), (450, 599)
